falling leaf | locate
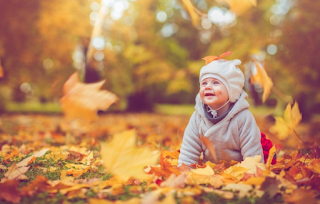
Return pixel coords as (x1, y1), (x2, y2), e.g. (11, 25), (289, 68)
(199, 135), (217, 163)
(0, 59), (3, 77)
(100, 130), (160, 182)
(250, 59), (273, 102)
(270, 102), (302, 140)
(178, 0), (199, 26)
(60, 74), (118, 122)
(202, 51), (232, 66)
(217, 0), (257, 15)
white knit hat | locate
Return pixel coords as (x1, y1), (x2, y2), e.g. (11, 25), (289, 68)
(199, 59), (244, 102)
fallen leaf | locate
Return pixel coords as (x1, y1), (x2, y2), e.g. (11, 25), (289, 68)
(266, 146), (276, 168)
(100, 130), (160, 182)
(0, 179), (20, 203)
(259, 176), (280, 197)
(284, 189), (317, 204)
(20, 175), (49, 196)
(191, 165), (214, 176)
(160, 173), (187, 188)
(3, 163), (29, 181)
(16, 148), (50, 167)
(60, 75), (118, 122)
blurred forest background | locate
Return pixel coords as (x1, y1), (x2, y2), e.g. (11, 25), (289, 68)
(0, 0), (319, 121)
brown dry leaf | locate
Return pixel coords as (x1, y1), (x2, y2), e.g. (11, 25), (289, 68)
(0, 179), (20, 203)
(160, 173), (187, 188)
(16, 148), (50, 167)
(100, 130), (160, 182)
(217, 0), (257, 15)
(3, 163), (29, 181)
(250, 59), (273, 102)
(60, 75), (118, 122)
(284, 189), (317, 204)
(259, 176), (280, 197)
(199, 135), (217, 163)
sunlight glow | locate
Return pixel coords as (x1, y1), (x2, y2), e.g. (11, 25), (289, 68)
(208, 7), (235, 26)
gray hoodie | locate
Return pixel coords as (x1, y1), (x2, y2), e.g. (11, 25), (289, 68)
(178, 90), (263, 166)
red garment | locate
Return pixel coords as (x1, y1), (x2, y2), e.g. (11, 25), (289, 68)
(260, 132), (276, 164)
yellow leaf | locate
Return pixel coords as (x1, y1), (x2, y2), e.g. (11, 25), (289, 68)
(266, 146), (276, 168)
(191, 165), (214, 176)
(270, 102), (302, 140)
(250, 59), (273, 102)
(100, 130), (160, 182)
(218, 0), (257, 15)
(60, 74), (118, 122)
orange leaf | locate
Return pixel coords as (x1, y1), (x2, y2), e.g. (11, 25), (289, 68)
(0, 179), (20, 203)
(60, 75), (118, 122)
(202, 51), (232, 66)
(199, 135), (217, 163)
(20, 175), (49, 196)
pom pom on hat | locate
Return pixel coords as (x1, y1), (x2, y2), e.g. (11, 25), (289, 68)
(199, 59), (244, 102)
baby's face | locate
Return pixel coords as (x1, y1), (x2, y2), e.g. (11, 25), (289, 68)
(199, 77), (229, 109)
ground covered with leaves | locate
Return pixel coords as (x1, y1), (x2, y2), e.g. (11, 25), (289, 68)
(0, 113), (320, 204)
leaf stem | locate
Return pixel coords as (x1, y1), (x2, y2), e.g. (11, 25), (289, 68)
(271, 87), (293, 104)
(293, 129), (305, 144)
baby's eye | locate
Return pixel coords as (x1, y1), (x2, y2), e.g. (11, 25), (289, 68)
(202, 82), (207, 86)
(214, 81), (219, 85)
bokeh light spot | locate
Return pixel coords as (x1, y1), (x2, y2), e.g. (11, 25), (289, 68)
(92, 36), (105, 50)
(156, 11), (167, 22)
(267, 44), (278, 55)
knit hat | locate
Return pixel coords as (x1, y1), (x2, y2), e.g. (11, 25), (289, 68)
(199, 59), (244, 103)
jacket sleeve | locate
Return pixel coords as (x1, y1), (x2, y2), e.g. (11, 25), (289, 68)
(178, 112), (203, 166)
(238, 110), (264, 163)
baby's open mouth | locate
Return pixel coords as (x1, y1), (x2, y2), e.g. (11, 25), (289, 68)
(205, 93), (215, 96)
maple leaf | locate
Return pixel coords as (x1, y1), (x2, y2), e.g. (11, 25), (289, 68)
(250, 59), (273, 102)
(20, 175), (49, 196)
(284, 189), (317, 204)
(217, 0), (257, 16)
(202, 51), (232, 66)
(100, 130), (160, 182)
(60, 72), (118, 122)
(270, 102), (302, 140)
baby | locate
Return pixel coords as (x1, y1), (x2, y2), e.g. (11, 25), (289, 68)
(178, 56), (263, 166)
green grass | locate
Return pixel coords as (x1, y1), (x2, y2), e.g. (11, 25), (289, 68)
(154, 104), (194, 116)
(5, 101), (61, 113)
